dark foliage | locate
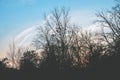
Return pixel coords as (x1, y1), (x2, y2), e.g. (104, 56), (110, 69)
(0, 54), (120, 80)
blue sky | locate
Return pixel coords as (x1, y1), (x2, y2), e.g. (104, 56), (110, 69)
(0, 0), (115, 56)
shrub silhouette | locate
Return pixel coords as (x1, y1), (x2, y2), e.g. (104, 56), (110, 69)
(20, 50), (40, 71)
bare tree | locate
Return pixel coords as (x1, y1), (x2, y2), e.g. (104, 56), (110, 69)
(7, 40), (23, 69)
(34, 8), (81, 70)
(34, 7), (107, 70)
(97, 1), (120, 55)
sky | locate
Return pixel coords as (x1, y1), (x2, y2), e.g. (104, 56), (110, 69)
(0, 0), (115, 57)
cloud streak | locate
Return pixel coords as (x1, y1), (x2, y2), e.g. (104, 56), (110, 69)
(14, 11), (98, 47)
(0, 10), (99, 58)
(15, 26), (37, 48)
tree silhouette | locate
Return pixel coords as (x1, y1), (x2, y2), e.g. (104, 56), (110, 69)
(20, 50), (40, 71)
(1, 2), (120, 80)
(97, 1), (120, 56)
(34, 8), (77, 72)
(0, 58), (7, 70)
(7, 40), (23, 69)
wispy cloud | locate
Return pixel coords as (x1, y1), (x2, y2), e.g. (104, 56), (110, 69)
(14, 11), (97, 47)
(15, 26), (37, 47)
(0, 10), (98, 58)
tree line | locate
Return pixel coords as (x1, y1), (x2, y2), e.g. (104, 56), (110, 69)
(0, 1), (120, 80)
